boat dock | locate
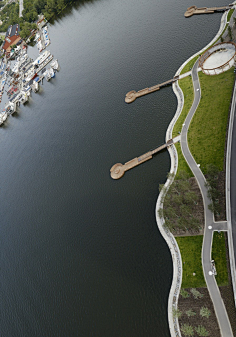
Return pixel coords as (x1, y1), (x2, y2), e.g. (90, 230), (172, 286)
(110, 136), (180, 179)
(125, 76), (179, 103)
(184, 5), (233, 18)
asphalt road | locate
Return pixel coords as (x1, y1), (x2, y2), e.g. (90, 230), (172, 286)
(180, 60), (233, 337)
(230, 90), (236, 267)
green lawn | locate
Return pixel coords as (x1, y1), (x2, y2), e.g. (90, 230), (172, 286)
(173, 76), (194, 178)
(188, 69), (235, 172)
(173, 76), (194, 138)
(227, 8), (234, 22)
(176, 236), (206, 288)
(212, 232), (228, 286)
(175, 142), (193, 178)
(180, 55), (199, 75)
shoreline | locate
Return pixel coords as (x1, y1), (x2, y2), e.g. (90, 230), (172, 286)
(155, 9), (231, 337)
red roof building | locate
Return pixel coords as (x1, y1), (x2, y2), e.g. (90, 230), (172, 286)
(2, 24), (21, 53)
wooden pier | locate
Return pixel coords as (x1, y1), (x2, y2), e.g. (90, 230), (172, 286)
(110, 138), (179, 179)
(184, 4), (233, 18)
(125, 76), (179, 103)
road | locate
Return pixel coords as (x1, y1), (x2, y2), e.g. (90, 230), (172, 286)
(19, 0), (23, 17)
(180, 60), (233, 337)
(230, 85), (236, 271)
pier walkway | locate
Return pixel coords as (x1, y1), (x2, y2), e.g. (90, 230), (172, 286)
(110, 136), (180, 179)
(184, 5), (233, 18)
(125, 71), (192, 104)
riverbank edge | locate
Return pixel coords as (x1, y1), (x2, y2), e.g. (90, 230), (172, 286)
(155, 10), (229, 337)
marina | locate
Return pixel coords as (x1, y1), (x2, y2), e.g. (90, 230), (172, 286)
(0, 18), (59, 125)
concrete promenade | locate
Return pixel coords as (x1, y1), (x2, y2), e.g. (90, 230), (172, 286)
(155, 9), (230, 337)
(180, 59), (233, 337)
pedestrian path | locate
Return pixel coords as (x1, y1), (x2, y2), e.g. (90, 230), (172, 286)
(180, 59), (233, 337)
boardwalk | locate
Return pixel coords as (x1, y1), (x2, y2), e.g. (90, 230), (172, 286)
(125, 77), (179, 103)
(124, 71), (193, 104)
(110, 138), (178, 179)
(184, 5), (233, 18)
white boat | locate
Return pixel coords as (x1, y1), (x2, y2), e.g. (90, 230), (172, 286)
(33, 50), (51, 66)
(31, 80), (39, 93)
(50, 59), (59, 71)
(45, 68), (54, 81)
(2, 110), (8, 121)
(20, 91), (29, 104)
(5, 102), (16, 115)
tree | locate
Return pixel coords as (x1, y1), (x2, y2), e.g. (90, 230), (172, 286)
(190, 288), (203, 299)
(228, 26), (232, 40)
(158, 208), (163, 218)
(185, 309), (196, 317)
(172, 307), (182, 318)
(180, 288), (189, 298)
(200, 306), (211, 318)
(181, 324), (194, 337)
(195, 325), (209, 336)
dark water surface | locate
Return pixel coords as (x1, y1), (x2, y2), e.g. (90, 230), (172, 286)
(1, 0), (227, 336)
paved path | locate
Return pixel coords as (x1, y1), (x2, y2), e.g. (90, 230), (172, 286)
(230, 82), (236, 272)
(19, 0), (23, 17)
(180, 60), (233, 337)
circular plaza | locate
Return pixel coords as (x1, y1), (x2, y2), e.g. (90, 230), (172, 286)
(199, 42), (236, 75)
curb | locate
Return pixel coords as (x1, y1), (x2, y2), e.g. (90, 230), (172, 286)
(225, 78), (236, 306)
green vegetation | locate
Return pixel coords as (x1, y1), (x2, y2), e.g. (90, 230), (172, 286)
(175, 143), (193, 178)
(181, 324), (194, 336)
(180, 288), (190, 298)
(204, 164), (224, 216)
(195, 325), (209, 336)
(188, 69), (235, 171)
(173, 76), (194, 178)
(173, 307), (182, 318)
(176, 236), (206, 288)
(185, 309), (196, 317)
(173, 76), (194, 138)
(0, 0), (79, 36)
(212, 232), (228, 286)
(228, 26), (232, 40)
(0, 2), (37, 37)
(160, 171), (201, 233)
(190, 288), (203, 299)
(200, 306), (211, 318)
(181, 55), (199, 75)
(227, 8), (234, 22)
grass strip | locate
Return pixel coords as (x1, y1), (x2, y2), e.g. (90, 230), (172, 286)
(173, 76), (194, 137)
(188, 69), (234, 172)
(176, 236), (206, 288)
(227, 8), (234, 22)
(180, 55), (199, 75)
(212, 232), (228, 286)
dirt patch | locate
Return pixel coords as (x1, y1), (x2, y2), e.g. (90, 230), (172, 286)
(172, 177), (205, 236)
(178, 287), (220, 336)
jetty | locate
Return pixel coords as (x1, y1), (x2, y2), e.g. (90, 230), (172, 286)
(110, 136), (180, 179)
(184, 4), (233, 18)
(125, 76), (179, 103)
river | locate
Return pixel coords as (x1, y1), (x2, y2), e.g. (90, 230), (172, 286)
(0, 0), (227, 336)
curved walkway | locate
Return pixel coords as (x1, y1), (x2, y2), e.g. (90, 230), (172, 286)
(180, 59), (233, 337)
